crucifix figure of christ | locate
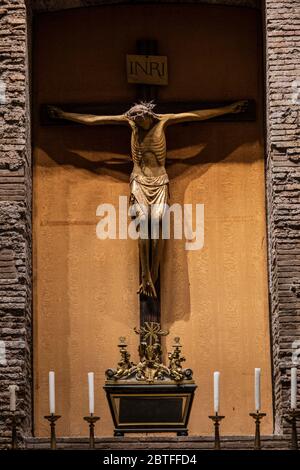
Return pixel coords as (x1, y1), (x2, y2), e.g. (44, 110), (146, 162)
(48, 99), (247, 298)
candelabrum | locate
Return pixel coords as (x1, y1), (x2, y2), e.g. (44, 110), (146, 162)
(249, 411), (266, 450)
(284, 409), (300, 450)
(44, 414), (61, 450)
(208, 413), (225, 450)
(10, 411), (17, 450)
(83, 414), (100, 449)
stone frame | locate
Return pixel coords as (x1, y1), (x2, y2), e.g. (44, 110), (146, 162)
(0, 0), (299, 446)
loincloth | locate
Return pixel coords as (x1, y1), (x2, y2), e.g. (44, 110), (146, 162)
(129, 173), (169, 220)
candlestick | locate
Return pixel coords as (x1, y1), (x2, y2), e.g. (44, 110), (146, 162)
(214, 371), (220, 414)
(44, 414), (61, 450)
(255, 368), (261, 412)
(8, 385), (18, 412)
(249, 411), (266, 450)
(88, 372), (94, 415)
(291, 367), (297, 410)
(84, 414), (100, 449)
(49, 371), (55, 414)
(208, 413), (225, 450)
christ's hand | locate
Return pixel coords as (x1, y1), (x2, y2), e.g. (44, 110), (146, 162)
(230, 100), (248, 114)
(47, 105), (64, 119)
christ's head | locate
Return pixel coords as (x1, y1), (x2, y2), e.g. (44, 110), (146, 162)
(125, 101), (158, 130)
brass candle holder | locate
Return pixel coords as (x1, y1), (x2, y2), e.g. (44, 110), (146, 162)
(44, 414), (61, 450)
(10, 411), (17, 450)
(208, 413), (225, 450)
(249, 411), (266, 450)
(285, 409), (300, 450)
(84, 414), (100, 449)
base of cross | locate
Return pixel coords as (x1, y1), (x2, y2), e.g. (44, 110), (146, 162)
(104, 322), (196, 436)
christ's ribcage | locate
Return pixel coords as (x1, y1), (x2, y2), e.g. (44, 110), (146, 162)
(131, 133), (166, 166)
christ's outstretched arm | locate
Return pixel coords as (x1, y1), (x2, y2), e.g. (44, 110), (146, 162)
(48, 106), (129, 126)
(162, 100), (248, 126)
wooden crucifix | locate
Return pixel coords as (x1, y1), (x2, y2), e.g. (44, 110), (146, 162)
(44, 39), (255, 330)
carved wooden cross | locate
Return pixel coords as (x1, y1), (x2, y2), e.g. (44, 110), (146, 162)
(42, 39), (255, 331)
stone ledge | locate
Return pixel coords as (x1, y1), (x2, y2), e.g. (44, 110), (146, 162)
(24, 435), (291, 450)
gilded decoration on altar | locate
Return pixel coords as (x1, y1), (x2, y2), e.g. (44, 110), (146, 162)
(105, 322), (194, 384)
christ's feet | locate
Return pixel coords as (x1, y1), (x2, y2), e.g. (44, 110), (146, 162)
(137, 277), (157, 298)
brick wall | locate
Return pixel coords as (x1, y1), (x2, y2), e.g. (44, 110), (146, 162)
(265, 0), (300, 434)
(0, 0), (32, 448)
(0, 0), (299, 447)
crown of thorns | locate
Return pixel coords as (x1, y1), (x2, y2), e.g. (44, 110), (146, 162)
(125, 101), (158, 120)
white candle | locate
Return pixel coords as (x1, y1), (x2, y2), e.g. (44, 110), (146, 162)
(255, 368), (261, 412)
(88, 372), (94, 415)
(291, 367), (297, 410)
(214, 371), (220, 414)
(49, 371), (55, 414)
(9, 385), (18, 412)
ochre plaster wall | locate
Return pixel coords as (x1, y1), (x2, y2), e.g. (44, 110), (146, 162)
(33, 4), (272, 436)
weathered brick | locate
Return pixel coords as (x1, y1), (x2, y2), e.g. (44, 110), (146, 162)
(265, 0), (300, 435)
(0, 0), (31, 450)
